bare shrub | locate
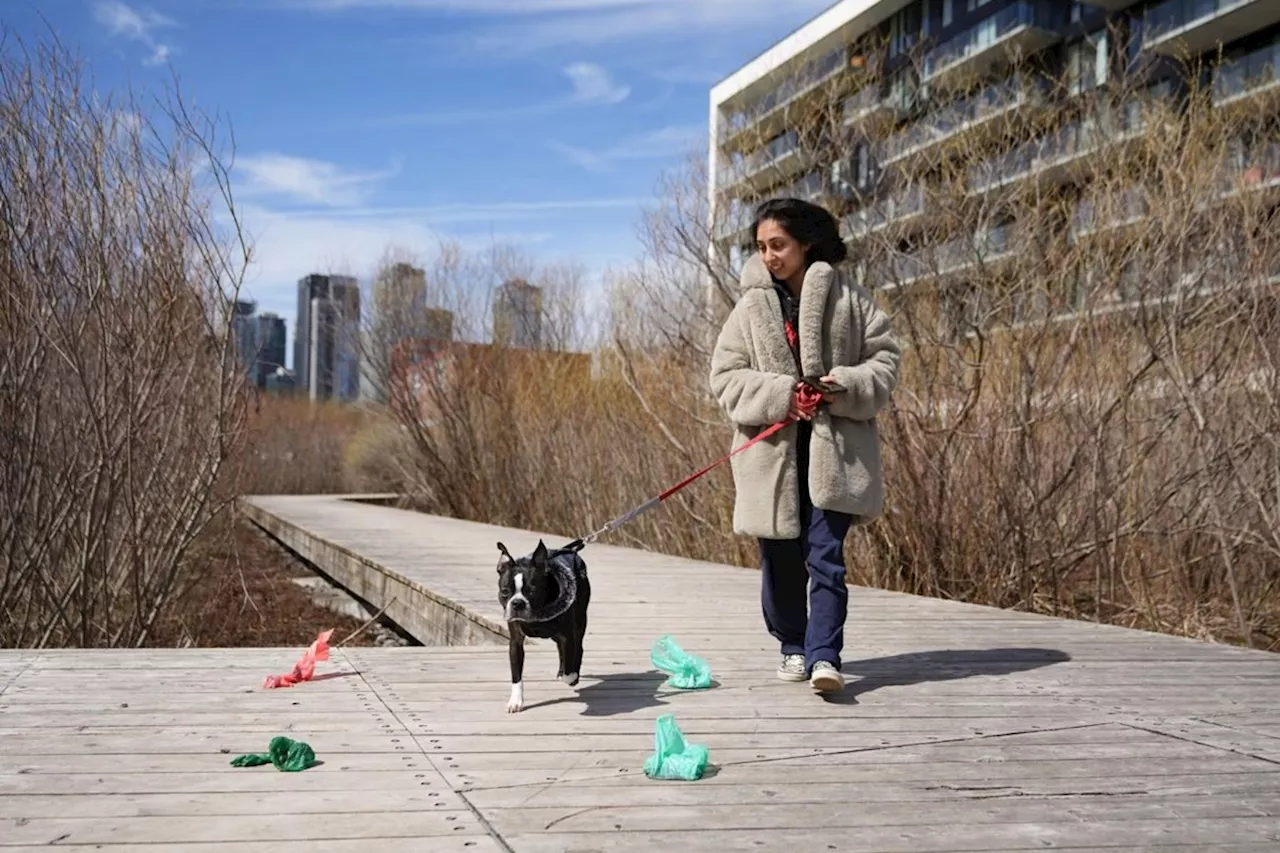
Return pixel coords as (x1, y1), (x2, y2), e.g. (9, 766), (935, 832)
(240, 396), (367, 495)
(0, 32), (253, 648)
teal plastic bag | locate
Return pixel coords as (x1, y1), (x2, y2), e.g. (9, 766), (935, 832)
(643, 713), (709, 781)
(650, 635), (712, 689)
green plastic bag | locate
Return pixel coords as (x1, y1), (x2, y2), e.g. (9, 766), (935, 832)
(643, 713), (709, 781)
(230, 735), (318, 772)
(650, 635), (712, 689)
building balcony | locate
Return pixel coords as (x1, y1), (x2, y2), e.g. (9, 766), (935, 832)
(714, 170), (828, 243)
(842, 85), (911, 137)
(878, 72), (1051, 171)
(713, 199), (752, 243)
(922, 1), (1061, 92)
(880, 223), (1022, 290)
(718, 43), (864, 155)
(1215, 140), (1280, 201)
(720, 130), (815, 196)
(1078, 0), (1139, 9)
(1212, 37), (1280, 111)
(1071, 186), (1149, 241)
(1143, 0), (1280, 58)
(844, 183), (927, 240)
(966, 102), (1148, 196)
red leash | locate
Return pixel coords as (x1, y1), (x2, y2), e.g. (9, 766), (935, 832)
(560, 385), (824, 553)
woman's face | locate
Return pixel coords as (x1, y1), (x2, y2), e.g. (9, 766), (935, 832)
(755, 218), (808, 285)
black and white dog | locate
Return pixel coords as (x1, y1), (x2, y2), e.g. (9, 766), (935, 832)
(495, 539), (591, 714)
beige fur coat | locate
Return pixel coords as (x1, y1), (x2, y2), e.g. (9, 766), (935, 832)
(709, 253), (901, 540)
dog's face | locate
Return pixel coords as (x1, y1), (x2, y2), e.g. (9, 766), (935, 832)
(496, 539), (552, 623)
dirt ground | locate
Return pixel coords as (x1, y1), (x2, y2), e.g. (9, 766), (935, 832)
(146, 517), (379, 648)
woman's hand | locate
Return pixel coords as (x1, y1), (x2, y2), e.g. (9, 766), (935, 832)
(789, 382), (823, 421)
(818, 375), (840, 403)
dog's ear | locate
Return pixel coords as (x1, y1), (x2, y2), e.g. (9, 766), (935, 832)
(496, 541), (513, 573)
(531, 539), (549, 569)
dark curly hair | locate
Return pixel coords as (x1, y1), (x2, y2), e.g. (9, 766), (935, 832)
(752, 197), (849, 266)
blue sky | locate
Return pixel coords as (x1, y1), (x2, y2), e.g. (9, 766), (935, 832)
(10, 0), (830, 363)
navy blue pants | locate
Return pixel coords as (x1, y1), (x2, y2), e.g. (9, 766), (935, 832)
(758, 421), (853, 672)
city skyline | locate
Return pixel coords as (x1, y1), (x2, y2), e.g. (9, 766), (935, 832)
(239, 266), (550, 388)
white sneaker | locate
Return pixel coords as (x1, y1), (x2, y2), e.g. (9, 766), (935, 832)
(809, 661), (844, 692)
(776, 654), (807, 682)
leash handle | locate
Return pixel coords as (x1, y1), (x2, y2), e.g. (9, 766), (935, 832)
(561, 416), (793, 552)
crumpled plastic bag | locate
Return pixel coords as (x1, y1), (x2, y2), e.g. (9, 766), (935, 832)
(642, 713), (708, 781)
(263, 628), (333, 689)
(230, 735), (318, 772)
(650, 635), (711, 689)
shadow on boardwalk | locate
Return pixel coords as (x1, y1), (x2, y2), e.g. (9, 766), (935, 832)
(522, 648), (1069, 713)
(828, 647), (1072, 703)
(522, 671), (679, 717)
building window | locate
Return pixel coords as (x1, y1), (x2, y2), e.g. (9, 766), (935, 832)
(967, 0), (993, 11)
(855, 142), (871, 189)
(1126, 14), (1143, 70)
(1067, 29), (1108, 95)
(942, 0), (953, 28)
(889, 4), (922, 59)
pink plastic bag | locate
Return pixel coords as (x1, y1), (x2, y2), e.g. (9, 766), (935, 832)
(263, 629), (334, 689)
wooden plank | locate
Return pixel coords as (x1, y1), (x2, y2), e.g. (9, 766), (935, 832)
(501, 821), (1280, 853)
(0, 789), (479, 820)
(0, 733), (420, 756)
(482, 795), (1280, 834)
(437, 757), (1280, 792)
(0, 844), (505, 853)
(1, 811), (484, 845)
(458, 773), (1280, 810)
(0, 769), (461, 796)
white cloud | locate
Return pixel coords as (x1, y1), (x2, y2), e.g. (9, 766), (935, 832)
(564, 62), (629, 105)
(550, 124), (702, 172)
(243, 195), (653, 222)
(287, 0), (833, 51)
(371, 61), (628, 126)
(234, 154), (401, 208)
(94, 1), (176, 66)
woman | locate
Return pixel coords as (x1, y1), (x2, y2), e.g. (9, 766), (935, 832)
(709, 197), (900, 692)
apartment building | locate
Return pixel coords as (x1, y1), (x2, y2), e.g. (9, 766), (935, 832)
(708, 0), (1280, 331)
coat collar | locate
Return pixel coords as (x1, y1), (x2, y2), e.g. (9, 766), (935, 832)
(739, 252), (835, 377)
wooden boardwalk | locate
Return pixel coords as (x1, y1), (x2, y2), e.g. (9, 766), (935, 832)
(2, 494), (1279, 851)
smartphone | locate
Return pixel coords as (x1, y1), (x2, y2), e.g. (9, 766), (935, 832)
(801, 376), (846, 395)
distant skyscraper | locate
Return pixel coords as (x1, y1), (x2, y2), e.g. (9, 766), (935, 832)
(373, 263), (426, 325)
(295, 273), (361, 402)
(253, 312), (288, 386)
(363, 262), (455, 404)
(230, 299), (258, 381)
(493, 279), (543, 349)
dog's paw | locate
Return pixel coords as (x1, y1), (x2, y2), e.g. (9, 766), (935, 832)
(560, 672), (580, 687)
(506, 683), (524, 714)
